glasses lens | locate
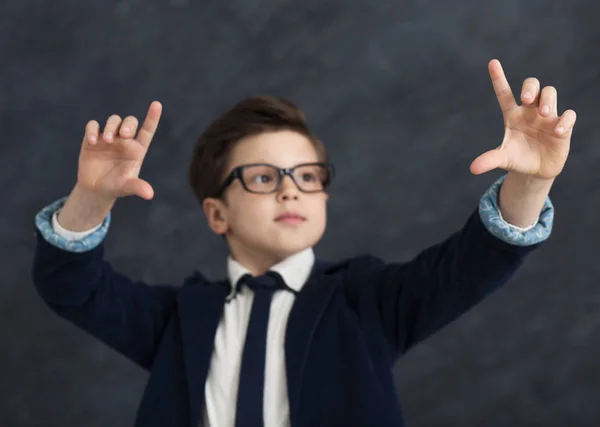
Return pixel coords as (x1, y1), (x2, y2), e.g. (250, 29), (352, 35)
(242, 165), (280, 193)
(293, 164), (330, 192)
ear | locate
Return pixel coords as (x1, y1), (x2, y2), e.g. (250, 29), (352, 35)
(202, 197), (229, 235)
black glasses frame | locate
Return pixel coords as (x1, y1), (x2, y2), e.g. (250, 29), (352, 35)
(214, 162), (335, 198)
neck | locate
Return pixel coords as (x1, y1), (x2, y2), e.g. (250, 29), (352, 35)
(227, 243), (285, 276)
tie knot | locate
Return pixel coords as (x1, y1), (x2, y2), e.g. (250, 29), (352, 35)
(240, 271), (287, 293)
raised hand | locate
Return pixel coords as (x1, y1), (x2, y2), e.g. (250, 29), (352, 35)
(470, 59), (577, 180)
(77, 101), (163, 201)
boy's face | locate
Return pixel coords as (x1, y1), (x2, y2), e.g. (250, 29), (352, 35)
(203, 130), (329, 271)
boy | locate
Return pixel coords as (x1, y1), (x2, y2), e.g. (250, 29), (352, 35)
(32, 59), (576, 426)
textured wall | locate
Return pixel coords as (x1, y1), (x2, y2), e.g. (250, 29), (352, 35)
(2, 0), (599, 425)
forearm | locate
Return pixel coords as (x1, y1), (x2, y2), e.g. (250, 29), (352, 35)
(498, 172), (554, 228)
(32, 230), (177, 370)
(58, 183), (116, 231)
(33, 197), (176, 370)
(370, 208), (538, 356)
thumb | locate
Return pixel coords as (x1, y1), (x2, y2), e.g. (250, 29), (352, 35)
(469, 148), (508, 175)
(122, 178), (155, 200)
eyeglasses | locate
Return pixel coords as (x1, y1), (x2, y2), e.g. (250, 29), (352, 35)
(214, 162), (335, 197)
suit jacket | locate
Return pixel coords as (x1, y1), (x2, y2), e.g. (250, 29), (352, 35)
(32, 209), (542, 427)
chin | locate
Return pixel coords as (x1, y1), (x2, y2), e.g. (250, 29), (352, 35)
(255, 227), (323, 260)
(272, 245), (305, 259)
(267, 239), (311, 258)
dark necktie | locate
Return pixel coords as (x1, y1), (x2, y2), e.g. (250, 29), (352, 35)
(234, 271), (287, 427)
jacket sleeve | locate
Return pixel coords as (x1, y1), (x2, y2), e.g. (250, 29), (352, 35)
(351, 175), (554, 359)
(32, 197), (178, 371)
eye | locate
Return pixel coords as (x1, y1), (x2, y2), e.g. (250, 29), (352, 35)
(301, 172), (317, 182)
(254, 174), (273, 184)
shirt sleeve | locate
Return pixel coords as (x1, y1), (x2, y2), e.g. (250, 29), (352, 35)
(34, 196), (111, 253)
(478, 174), (554, 247)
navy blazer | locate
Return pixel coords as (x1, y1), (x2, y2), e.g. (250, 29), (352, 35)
(32, 209), (541, 426)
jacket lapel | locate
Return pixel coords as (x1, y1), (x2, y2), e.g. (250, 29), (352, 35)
(285, 260), (343, 425)
(178, 272), (229, 427)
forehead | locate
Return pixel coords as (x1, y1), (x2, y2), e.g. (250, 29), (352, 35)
(228, 130), (320, 168)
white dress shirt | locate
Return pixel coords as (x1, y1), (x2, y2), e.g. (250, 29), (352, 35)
(51, 209), (314, 427)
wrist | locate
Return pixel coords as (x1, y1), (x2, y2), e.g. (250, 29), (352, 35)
(72, 182), (117, 206)
(57, 184), (116, 232)
(505, 171), (555, 194)
(499, 172), (553, 228)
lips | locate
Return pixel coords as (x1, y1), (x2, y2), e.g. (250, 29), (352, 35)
(275, 212), (306, 222)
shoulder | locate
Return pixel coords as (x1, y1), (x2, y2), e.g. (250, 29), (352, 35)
(314, 254), (388, 282)
(318, 254), (385, 271)
(313, 255), (391, 312)
(180, 269), (230, 292)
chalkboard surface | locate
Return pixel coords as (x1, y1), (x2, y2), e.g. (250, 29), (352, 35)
(2, 1), (599, 425)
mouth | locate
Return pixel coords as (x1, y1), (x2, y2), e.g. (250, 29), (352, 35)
(275, 213), (306, 224)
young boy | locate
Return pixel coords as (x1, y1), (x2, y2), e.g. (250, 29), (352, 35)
(32, 59), (576, 427)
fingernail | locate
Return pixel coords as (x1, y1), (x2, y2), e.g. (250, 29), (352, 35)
(541, 105), (550, 114)
(121, 127), (130, 134)
(556, 126), (564, 134)
(523, 92), (533, 100)
(105, 132), (113, 140)
(89, 134), (97, 142)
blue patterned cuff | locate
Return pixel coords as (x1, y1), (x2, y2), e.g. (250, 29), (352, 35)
(478, 174), (554, 247)
(34, 196), (111, 253)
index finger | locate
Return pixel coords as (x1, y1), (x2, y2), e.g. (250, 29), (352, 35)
(136, 101), (163, 148)
(488, 59), (517, 113)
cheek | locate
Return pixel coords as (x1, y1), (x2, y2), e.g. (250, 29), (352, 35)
(229, 196), (275, 230)
(309, 197), (328, 225)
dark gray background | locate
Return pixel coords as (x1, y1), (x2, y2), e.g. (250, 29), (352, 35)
(2, 0), (599, 425)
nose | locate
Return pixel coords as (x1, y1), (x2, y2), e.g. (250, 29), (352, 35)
(276, 174), (299, 201)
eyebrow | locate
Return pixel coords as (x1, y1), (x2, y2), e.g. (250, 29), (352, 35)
(235, 160), (320, 167)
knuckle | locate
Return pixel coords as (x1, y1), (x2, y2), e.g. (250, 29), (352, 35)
(496, 84), (511, 95)
(524, 77), (539, 86)
(124, 115), (139, 125)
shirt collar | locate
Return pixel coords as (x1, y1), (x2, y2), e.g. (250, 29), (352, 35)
(226, 247), (315, 299)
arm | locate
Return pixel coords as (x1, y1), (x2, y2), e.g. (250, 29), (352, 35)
(357, 175), (553, 358)
(362, 60), (572, 358)
(33, 194), (178, 371)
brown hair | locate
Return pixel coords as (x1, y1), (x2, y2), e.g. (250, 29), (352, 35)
(188, 95), (328, 202)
